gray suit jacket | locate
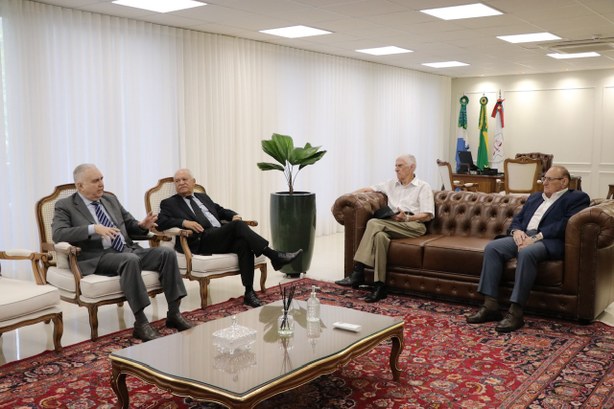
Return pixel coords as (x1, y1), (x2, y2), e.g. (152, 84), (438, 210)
(52, 192), (149, 276)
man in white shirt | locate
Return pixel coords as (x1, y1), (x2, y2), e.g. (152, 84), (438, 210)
(467, 165), (590, 332)
(335, 154), (434, 302)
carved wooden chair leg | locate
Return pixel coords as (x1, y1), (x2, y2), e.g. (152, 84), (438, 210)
(52, 313), (64, 352)
(199, 279), (210, 310)
(258, 264), (268, 292)
(88, 305), (99, 341)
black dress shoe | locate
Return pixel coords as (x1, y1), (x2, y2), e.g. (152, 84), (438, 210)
(335, 270), (365, 289)
(271, 249), (303, 271)
(365, 284), (387, 303)
(495, 313), (525, 333)
(133, 322), (161, 342)
(466, 307), (503, 324)
(243, 290), (263, 308)
(166, 313), (194, 331)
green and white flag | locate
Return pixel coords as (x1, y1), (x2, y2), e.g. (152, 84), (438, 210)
(476, 96), (489, 170)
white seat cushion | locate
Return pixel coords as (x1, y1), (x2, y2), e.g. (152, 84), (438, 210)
(46, 267), (162, 301)
(0, 278), (61, 322)
(178, 253), (267, 277)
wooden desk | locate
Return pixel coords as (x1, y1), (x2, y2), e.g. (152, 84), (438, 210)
(452, 173), (501, 193)
(452, 174), (582, 193)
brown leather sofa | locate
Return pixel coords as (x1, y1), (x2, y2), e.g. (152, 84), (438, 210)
(332, 190), (614, 322)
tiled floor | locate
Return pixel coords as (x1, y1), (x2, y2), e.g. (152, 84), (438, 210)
(0, 233), (345, 365)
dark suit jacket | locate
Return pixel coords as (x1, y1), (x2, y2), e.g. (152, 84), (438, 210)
(157, 192), (237, 254)
(508, 189), (590, 259)
(52, 192), (149, 276)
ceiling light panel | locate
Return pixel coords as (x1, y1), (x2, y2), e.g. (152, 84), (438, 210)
(422, 61), (469, 68)
(260, 26), (331, 39)
(356, 46), (413, 56)
(497, 32), (561, 44)
(420, 3), (502, 21)
(547, 52), (600, 59)
(111, 0), (206, 13)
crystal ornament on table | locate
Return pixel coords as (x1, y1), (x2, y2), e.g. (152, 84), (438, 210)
(212, 315), (257, 354)
(214, 349), (257, 382)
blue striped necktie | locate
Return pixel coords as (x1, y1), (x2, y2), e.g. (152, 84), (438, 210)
(92, 201), (125, 252)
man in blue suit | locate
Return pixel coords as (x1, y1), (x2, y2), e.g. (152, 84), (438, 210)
(467, 165), (590, 332)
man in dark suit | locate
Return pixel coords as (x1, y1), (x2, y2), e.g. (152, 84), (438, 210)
(157, 168), (302, 308)
(467, 165), (590, 332)
(52, 164), (193, 342)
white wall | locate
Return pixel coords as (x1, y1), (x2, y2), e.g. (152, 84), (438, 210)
(450, 69), (614, 199)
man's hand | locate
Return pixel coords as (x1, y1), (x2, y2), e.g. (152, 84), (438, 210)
(232, 215), (242, 221)
(392, 207), (409, 222)
(94, 224), (121, 240)
(512, 230), (536, 249)
(182, 220), (204, 233)
(139, 211), (158, 231)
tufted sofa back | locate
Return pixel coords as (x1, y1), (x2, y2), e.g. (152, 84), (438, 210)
(427, 191), (527, 239)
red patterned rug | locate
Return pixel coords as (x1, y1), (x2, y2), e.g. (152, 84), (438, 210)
(1, 278), (614, 408)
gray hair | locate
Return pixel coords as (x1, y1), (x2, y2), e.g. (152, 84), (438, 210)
(397, 154), (416, 167)
(174, 168), (194, 179)
(73, 163), (97, 183)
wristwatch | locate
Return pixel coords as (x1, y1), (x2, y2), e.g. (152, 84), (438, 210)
(531, 232), (543, 241)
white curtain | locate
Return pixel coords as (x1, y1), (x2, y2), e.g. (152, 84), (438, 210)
(0, 0), (450, 278)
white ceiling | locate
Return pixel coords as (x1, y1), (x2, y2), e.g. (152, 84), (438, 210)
(35, 0), (614, 78)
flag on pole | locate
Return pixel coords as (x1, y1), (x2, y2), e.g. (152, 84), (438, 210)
(476, 96), (489, 170)
(455, 95), (470, 172)
(490, 96), (505, 170)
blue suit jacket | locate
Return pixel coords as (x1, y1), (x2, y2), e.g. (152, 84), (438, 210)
(508, 189), (590, 259)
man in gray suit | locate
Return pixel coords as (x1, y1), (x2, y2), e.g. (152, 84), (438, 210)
(52, 163), (193, 342)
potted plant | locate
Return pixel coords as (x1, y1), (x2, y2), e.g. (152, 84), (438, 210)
(257, 133), (326, 276)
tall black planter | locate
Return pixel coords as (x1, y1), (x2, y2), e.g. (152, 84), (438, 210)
(270, 192), (316, 275)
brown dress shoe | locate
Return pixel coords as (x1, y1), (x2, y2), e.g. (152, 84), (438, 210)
(271, 249), (303, 271)
(243, 290), (263, 308)
(166, 313), (194, 331)
(364, 284), (387, 303)
(495, 313), (525, 333)
(334, 270), (365, 289)
(466, 306), (503, 324)
(133, 322), (161, 342)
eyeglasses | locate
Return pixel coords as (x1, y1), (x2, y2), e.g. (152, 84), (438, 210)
(540, 176), (564, 183)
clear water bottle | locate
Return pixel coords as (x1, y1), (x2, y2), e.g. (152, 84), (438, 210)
(307, 285), (320, 322)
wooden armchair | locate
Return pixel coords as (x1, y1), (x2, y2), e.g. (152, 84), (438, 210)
(502, 157), (542, 194)
(144, 177), (267, 309)
(515, 152), (553, 177)
(35, 184), (165, 341)
(436, 159), (477, 191)
(0, 249), (63, 352)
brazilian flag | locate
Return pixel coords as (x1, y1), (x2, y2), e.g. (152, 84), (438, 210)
(476, 96), (489, 170)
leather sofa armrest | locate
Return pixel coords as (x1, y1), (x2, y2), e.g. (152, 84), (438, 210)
(564, 199), (614, 319)
(331, 191), (387, 275)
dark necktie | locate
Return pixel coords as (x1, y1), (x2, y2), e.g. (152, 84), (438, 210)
(187, 196), (221, 228)
(92, 201), (126, 252)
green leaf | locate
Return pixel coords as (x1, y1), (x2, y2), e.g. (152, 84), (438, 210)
(258, 133), (326, 193)
(257, 162), (286, 172)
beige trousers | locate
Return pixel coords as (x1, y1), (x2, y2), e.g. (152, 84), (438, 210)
(354, 218), (426, 283)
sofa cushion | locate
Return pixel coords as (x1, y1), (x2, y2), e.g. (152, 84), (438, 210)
(181, 253), (267, 277)
(46, 266), (161, 299)
(0, 278), (60, 321)
(422, 236), (491, 276)
(504, 259), (564, 287)
(388, 235), (444, 269)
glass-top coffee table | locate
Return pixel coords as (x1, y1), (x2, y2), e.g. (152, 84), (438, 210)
(110, 300), (404, 408)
